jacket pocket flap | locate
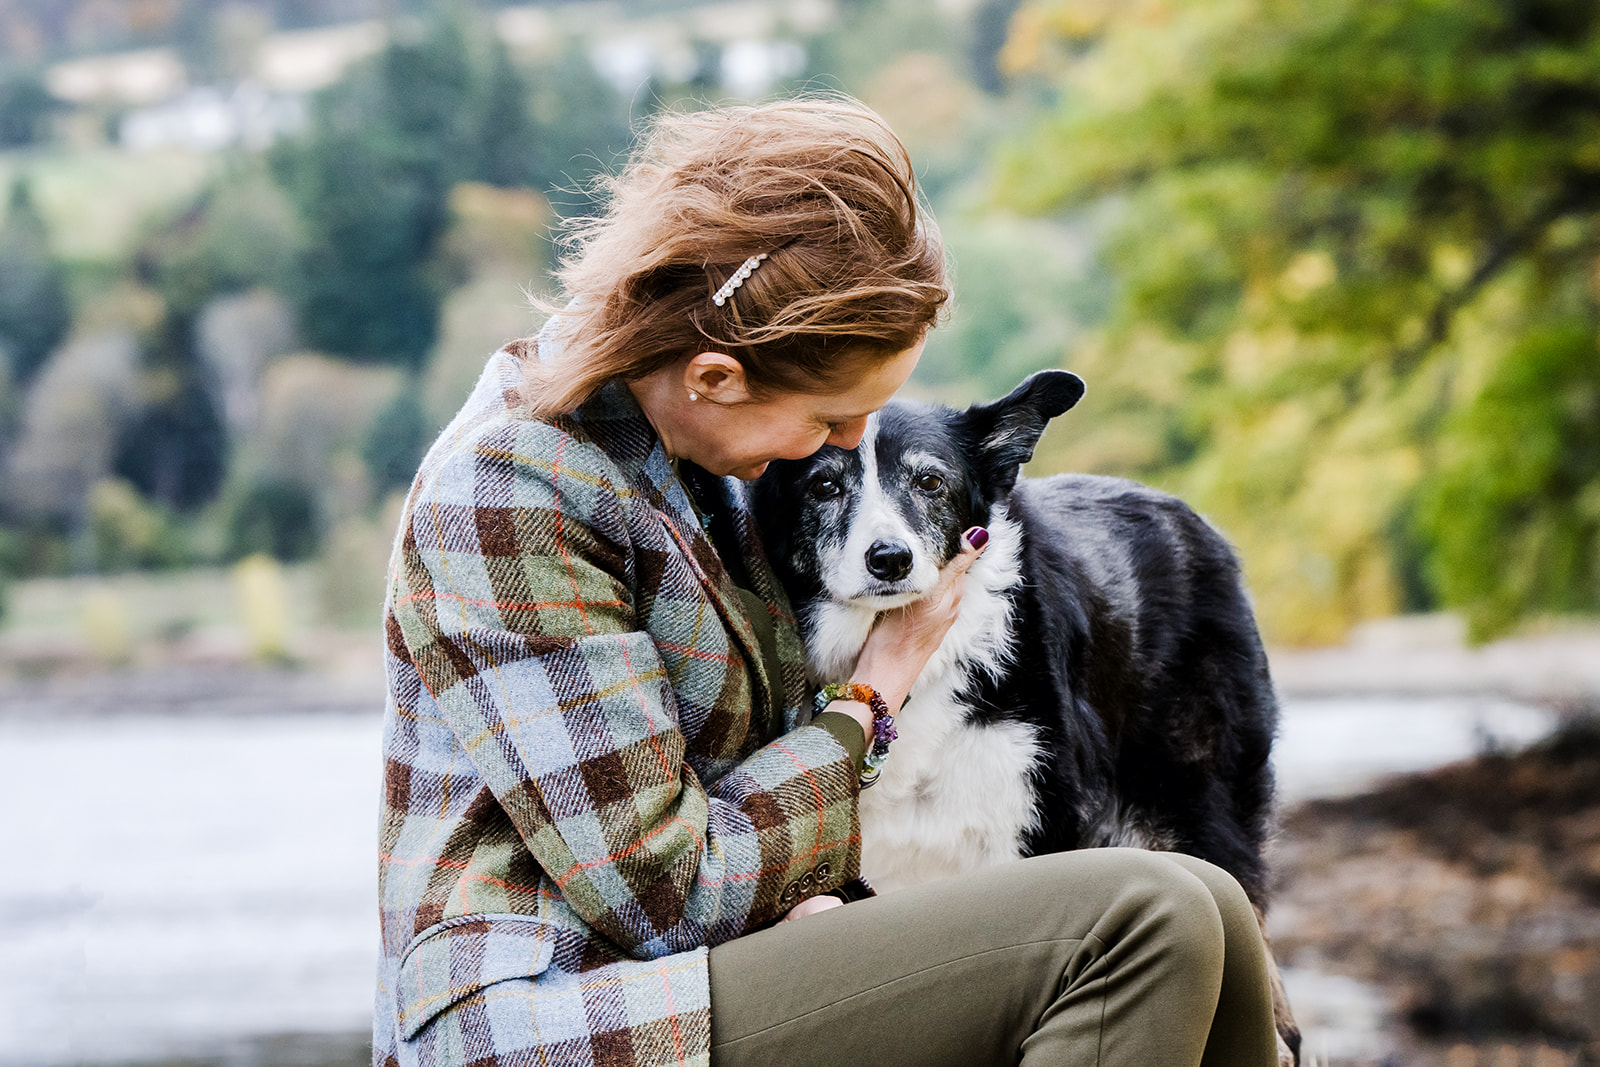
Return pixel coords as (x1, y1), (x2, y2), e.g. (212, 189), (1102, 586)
(396, 914), (555, 1040)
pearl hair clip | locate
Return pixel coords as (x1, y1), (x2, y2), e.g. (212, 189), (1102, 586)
(712, 252), (768, 307)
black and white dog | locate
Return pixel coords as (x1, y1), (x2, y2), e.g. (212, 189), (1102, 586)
(753, 370), (1298, 1063)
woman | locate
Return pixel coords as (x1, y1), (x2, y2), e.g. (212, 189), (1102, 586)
(374, 98), (1281, 1067)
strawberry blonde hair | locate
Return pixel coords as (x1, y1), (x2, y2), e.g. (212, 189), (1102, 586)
(521, 96), (949, 417)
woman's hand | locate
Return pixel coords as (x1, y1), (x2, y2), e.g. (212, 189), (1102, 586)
(831, 527), (989, 745)
(780, 895), (844, 923)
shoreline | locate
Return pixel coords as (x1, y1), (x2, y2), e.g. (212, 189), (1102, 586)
(5, 614), (1598, 720)
(1268, 615), (1600, 706)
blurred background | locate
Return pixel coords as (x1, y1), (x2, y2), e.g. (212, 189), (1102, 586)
(0, 0), (1597, 1064)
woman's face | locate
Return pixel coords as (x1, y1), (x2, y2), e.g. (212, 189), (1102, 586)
(687, 339), (924, 481)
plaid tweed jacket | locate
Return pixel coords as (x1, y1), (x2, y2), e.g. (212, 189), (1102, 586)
(373, 332), (863, 1067)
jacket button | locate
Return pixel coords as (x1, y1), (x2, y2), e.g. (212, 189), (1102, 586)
(815, 861), (831, 881)
(781, 881), (799, 902)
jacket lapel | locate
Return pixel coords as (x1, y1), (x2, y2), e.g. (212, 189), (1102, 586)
(713, 477), (811, 730)
(573, 379), (780, 728)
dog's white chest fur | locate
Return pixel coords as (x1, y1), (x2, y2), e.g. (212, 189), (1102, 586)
(805, 509), (1041, 894)
(857, 700), (1040, 893)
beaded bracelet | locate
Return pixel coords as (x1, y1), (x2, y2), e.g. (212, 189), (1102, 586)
(814, 681), (897, 788)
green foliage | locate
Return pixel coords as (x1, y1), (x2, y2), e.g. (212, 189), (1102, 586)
(1415, 323), (1600, 640)
(0, 178), (70, 385)
(224, 479), (321, 563)
(999, 0), (1600, 641)
(87, 478), (190, 571)
(363, 381), (433, 496)
(272, 10), (629, 367)
(521, 42), (632, 217)
(916, 215), (1109, 397)
(475, 36), (544, 191)
(139, 163), (303, 316)
(274, 11), (479, 369)
(112, 311), (230, 512)
(0, 69), (63, 148)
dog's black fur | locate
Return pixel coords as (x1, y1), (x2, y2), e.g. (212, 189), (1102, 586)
(753, 367), (1280, 902)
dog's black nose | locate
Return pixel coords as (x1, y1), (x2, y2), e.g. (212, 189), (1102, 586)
(865, 540), (913, 582)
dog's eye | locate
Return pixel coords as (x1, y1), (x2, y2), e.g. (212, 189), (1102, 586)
(808, 476), (842, 500)
(914, 473), (944, 493)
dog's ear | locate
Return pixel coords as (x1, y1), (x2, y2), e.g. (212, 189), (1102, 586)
(962, 370), (1085, 499)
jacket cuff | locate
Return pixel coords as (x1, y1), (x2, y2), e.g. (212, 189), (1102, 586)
(812, 710), (867, 777)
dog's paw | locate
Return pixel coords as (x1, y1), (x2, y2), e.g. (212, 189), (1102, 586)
(1276, 1028), (1300, 1067)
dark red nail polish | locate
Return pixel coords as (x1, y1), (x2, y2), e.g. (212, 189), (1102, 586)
(965, 527), (989, 550)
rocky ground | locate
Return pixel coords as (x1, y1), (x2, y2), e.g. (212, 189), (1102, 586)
(1271, 708), (1600, 1067)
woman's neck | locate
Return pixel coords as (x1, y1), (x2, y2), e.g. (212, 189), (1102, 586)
(626, 368), (689, 461)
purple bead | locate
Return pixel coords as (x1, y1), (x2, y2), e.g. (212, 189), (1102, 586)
(874, 716), (897, 752)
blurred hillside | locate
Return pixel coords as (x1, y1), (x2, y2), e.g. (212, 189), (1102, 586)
(0, 0), (1595, 660)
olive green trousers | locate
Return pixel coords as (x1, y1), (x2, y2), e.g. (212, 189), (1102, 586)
(708, 848), (1279, 1067)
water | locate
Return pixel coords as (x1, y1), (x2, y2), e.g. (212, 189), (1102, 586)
(0, 694), (1564, 1065)
(1272, 694), (1560, 804)
(0, 714), (382, 1065)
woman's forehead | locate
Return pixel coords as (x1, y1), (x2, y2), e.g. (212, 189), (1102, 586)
(829, 338), (924, 408)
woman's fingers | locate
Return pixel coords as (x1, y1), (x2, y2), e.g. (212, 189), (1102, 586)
(780, 895), (845, 922)
(929, 525), (989, 601)
(952, 525), (989, 573)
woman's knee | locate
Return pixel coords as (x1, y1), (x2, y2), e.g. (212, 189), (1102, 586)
(1031, 848), (1229, 968)
(1161, 852), (1265, 932)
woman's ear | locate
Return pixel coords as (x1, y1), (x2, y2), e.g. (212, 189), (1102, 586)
(683, 352), (753, 403)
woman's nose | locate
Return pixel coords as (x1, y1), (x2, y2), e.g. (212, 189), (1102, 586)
(827, 418), (868, 450)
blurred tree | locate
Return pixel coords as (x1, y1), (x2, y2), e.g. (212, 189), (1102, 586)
(0, 178), (70, 386)
(916, 215), (1107, 396)
(3, 331), (140, 532)
(522, 41), (632, 216)
(1415, 323), (1600, 640)
(475, 34), (542, 190)
(362, 379), (431, 495)
(195, 287), (298, 433)
(999, 0), (1600, 642)
(140, 163), (303, 316)
(98, 171), (296, 529)
(87, 478), (189, 570)
(275, 10), (630, 366)
(112, 310), (230, 512)
(275, 8), (481, 369)
(234, 351), (405, 537)
(0, 69), (63, 147)
(224, 478), (320, 561)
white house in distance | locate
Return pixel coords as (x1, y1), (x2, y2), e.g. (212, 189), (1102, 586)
(42, 0), (837, 154)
